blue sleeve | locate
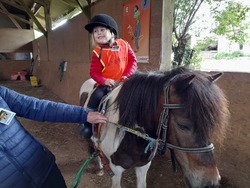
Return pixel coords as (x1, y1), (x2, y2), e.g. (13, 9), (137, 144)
(0, 86), (88, 123)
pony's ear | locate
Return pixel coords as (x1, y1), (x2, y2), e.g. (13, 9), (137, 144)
(179, 74), (196, 92)
(208, 72), (223, 82)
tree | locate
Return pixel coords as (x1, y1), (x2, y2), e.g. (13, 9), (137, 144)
(172, 0), (222, 67)
(212, 2), (250, 46)
(173, 0), (204, 66)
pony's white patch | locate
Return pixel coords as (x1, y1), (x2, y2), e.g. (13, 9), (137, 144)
(184, 167), (220, 188)
(79, 78), (96, 107)
(135, 162), (151, 188)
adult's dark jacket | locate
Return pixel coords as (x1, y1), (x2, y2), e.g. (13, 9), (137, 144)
(0, 86), (88, 187)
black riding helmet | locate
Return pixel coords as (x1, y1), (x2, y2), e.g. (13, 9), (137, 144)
(85, 14), (118, 36)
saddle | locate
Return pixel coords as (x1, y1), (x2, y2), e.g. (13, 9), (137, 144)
(80, 81), (121, 137)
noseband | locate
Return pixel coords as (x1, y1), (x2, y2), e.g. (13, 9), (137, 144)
(156, 78), (214, 155)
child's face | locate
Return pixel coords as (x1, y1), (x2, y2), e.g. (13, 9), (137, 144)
(93, 26), (112, 45)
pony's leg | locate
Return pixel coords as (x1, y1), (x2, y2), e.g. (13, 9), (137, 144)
(96, 156), (104, 176)
(135, 162), (151, 188)
(110, 163), (125, 188)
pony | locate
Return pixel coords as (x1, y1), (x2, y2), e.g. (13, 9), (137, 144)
(79, 67), (229, 188)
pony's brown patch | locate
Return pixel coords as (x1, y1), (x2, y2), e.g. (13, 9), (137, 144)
(79, 92), (88, 107)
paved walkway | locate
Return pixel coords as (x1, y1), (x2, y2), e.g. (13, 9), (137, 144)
(200, 58), (250, 73)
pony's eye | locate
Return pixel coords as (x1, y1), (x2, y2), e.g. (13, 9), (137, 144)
(177, 123), (190, 131)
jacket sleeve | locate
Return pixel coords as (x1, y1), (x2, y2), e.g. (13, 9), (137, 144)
(0, 86), (88, 123)
(122, 42), (137, 77)
(89, 53), (106, 85)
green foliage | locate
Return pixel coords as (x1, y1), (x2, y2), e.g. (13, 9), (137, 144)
(173, 0), (206, 45)
(172, 0), (221, 67)
(195, 37), (218, 51)
(171, 0), (250, 69)
(184, 47), (202, 69)
(214, 51), (244, 60)
(172, 43), (202, 69)
(212, 2), (250, 45)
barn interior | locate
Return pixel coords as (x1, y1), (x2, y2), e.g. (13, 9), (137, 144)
(0, 0), (250, 187)
(0, 0), (167, 105)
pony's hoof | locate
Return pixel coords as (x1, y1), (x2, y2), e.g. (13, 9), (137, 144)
(96, 169), (104, 176)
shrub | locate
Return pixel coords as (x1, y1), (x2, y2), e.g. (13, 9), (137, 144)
(214, 51), (244, 59)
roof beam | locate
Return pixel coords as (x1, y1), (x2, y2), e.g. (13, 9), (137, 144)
(81, 0), (103, 20)
(78, 0), (91, 19)
(44, 0), (51, 32)
(33, 0), (46, 7)
(34, 6), (42, 16)
(0, 2), (22, 28)
(31, 3), (43, 16)
(75, 0), (85, 10)
(62, 0), (78, 7)
(19, 0), (47, 37)
(0, 0), (25, 11)
(0, 8), (30, 24)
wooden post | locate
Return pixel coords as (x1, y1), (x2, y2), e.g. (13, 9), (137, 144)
(44, 0), (52, 33)
(159, 0), (174, 71)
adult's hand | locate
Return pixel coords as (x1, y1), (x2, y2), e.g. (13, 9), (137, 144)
(87, 111), (107, 124)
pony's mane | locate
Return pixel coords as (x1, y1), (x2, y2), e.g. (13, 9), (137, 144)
(116, 67), (229, 144)
(116, 67), (188, 128)
(173, 71), (229, 143)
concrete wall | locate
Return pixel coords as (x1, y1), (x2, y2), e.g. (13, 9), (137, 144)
(0, 29), (33, 52)
(0, 29), (33, 80)
(0, 60), (30, 80)
(32, 13), (89, 105)
(32, 0), (163, 105)
(215, 72), (250, 187)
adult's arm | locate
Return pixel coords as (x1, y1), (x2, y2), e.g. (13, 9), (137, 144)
(0, 86), (88, 123)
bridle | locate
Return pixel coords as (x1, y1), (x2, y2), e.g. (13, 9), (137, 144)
(100, 75), (214, 155)
(99, 74), (214, 171)
(156, 76), (215, 171)
(156, 77), (214, 155)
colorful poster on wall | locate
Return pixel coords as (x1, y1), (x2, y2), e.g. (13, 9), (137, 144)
(123, 0), (150, 63)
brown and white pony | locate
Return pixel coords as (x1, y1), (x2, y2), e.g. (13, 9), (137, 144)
(79, 67), (229, 188)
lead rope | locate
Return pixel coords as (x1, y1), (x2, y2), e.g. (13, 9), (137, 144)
(96, 123), (115, 177)
(71, 152), (98, 188)
(95, 95), (115, 177)
(106, 120), (159, 153)
(71, 93), (112, 188)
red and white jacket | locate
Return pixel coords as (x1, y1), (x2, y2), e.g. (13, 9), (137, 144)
(90, 39), (137, 85)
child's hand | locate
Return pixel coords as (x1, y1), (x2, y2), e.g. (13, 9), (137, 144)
(104, 79), (115, 87)
(120, 76), (127, 82)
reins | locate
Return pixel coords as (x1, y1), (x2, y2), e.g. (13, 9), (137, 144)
(105, 120), (158, 154)
(105, 120), (214, 153)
